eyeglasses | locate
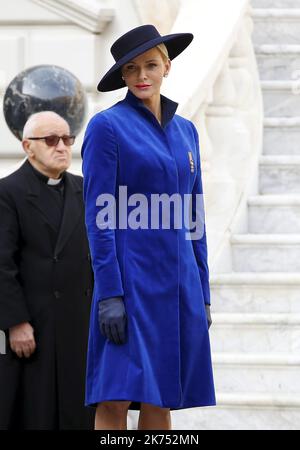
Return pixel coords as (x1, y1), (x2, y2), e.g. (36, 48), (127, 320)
(27, 135), (76, 147)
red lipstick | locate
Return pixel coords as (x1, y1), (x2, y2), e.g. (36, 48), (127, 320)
(135, 84), (151, 89)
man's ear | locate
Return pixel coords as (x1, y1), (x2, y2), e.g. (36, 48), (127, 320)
(22, 140), (34, 157)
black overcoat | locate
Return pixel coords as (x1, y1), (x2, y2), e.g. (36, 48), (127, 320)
(0, 160), (94, 430)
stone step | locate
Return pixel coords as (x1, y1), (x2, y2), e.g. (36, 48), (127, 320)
(213, 353), (300, 394)
(231, 234), (300, 272)
(210, 313), (300, 353)
(255, 44), (300, 80)
(210, 272), (300, 313)
(253, 9), (300, 45)
(171, 393), (300, 430)
(263, 118), (300, 155)
(248, 195), (300, 233)
(252, 0), (300, 8)
(261, 81), (300, 118)
(259, 155), (300, 194)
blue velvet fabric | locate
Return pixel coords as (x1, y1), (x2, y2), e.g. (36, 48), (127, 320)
(82, 89), (216, 410)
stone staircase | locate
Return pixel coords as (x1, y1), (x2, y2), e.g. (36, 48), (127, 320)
(196, 0), (300, 430)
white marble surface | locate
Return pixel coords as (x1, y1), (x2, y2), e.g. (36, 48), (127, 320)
(211, 279), (300, 313)
(256, 51), (300, 80)
(171, 403), (300, 430)
(133, 0), (180, 34)
(248, 203), (300, 233)
(213, 356), (300, 394)
(210, 314), (300, 353)
(263, 120), (300, 155)
(252, 0), (300, 8)
(250, 0), (300, 8)
(259, 161), (300, 194)
(232, 239), (300, 271)
(261, 83), (300, 117)
(253, 15), (300, 46)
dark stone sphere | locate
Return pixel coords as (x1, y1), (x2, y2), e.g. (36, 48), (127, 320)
(3, 65), (87, 140)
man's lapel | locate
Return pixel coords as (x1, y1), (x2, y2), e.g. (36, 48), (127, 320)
(25, 162), (59, 232)
(54, 173), (83, 255)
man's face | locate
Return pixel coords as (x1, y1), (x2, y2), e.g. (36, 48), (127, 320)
(23, 116), (72, 176)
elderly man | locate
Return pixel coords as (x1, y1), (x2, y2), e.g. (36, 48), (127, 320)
(0, 111), (94, 430)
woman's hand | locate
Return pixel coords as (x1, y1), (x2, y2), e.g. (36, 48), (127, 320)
(98, 297), (127, 345)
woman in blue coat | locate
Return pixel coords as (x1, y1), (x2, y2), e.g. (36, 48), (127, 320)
(82, 24), (216, 430)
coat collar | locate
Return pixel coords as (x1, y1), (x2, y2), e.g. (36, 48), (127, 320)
(22, 160), (83, 254)
(124, 89), (178, 129)
(28, 160), (66, 186)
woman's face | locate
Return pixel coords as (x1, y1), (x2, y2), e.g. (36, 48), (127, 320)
(121, 47), (171, 101)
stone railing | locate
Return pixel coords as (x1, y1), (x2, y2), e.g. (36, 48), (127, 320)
(163, 0), (263, 272)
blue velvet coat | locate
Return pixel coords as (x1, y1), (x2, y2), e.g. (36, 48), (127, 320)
(82, 89), (216, 410)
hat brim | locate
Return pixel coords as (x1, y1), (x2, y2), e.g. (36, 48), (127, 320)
(97, 32), (194, 92)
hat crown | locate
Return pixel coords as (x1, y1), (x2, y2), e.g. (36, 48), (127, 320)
(111, 25), (162, 62)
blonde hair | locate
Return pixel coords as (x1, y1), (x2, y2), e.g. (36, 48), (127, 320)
(156, 43), (169, 62)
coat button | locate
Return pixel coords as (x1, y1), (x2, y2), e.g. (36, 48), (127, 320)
(53, 256), (59, 263)
(87, 253), (91, 262)
(85, 288), (92, 297)
(54, 291), (61, 299)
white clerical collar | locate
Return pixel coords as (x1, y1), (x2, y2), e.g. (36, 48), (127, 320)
(47, 178), (62, 186)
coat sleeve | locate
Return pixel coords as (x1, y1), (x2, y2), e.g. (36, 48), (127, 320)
(81, 113), (124, 302)
(0, 182), (31, 330)
(190, 123), (211, 306)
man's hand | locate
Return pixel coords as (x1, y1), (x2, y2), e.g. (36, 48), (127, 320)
(9, 322), (36, 358)
(205, 304), (212, 330)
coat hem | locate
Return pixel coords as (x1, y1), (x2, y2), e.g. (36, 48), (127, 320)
(85, 396), (217, 411)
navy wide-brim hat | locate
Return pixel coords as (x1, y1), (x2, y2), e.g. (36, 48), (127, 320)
(97, 24), (194, 92)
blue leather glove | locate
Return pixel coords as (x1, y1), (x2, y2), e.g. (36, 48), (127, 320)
(98, 297), (127, 345)
(205, 304), (212, 330)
